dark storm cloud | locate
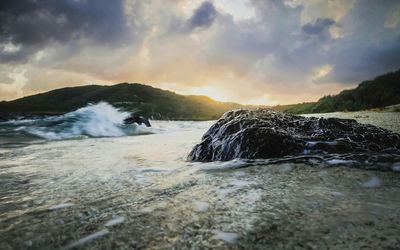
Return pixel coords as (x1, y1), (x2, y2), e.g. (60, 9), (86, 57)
(1, 0), (400, 103)
(188, 2), (217, 30)
(0, 46), (33, 63)
(169, 1), (218, 34)
(329, 36), (400, 83)
(302, 18), (335, 36)
(0, 0), (128, 62)
(324, 0), (400, 84)
(245, 0), (400, 85)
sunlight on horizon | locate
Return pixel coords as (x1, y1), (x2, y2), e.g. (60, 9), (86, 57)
(0, 0), (399, 104)
(159, 83), (281, 106)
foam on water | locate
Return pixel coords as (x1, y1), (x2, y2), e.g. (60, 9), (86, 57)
(392, 163), (400, 172)
(212, 230), (240, 243)
(7, 102), (153, 140)
(230, 179), (251, 188)
(362, 176), (382, 188)
(327, 159), (353, 165)
(49, 203), (75, 210)
(1, 110), (400, 249)
(104, 217), (125, 227)
(193, 201), (209, 212)
(62, 229), (109, 249)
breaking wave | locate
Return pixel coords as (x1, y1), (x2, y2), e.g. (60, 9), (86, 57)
(5, 102), (152, 140)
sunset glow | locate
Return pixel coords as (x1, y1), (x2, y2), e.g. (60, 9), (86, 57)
(1, 0), (399, 104)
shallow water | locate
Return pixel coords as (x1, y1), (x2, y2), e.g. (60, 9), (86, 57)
(304, 111), (400, 134)
(0, 106), (400, 249)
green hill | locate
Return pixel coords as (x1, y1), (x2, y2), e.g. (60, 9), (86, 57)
(276, 69), (400, 114)
(0, 83), (249, 120)
(1, 69), (398, 119)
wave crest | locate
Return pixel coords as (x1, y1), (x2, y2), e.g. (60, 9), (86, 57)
(22, 102), (151, 139)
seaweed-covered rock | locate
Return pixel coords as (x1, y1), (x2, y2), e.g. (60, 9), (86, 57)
(188, 109), (400, 162)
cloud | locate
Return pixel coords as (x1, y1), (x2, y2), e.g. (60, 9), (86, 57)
(323, 0), (400, 83)
(328, 35), (400, 83)
(0, 0), (129, 63)
(302, 18), (335, 38)
(385, 3), (400, 29)
(188, 1), (217, 29)
(0, 0), (399, 104)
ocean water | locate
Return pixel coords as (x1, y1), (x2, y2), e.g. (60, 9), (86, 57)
(0, 103), (400, 249)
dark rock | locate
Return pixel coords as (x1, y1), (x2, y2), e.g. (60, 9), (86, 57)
(124, 114), (151, 127)
(187, 109), (400, 162)
(0, 116), (7, 122)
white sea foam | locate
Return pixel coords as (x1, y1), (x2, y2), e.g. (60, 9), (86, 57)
(280, 163), (294, 173)
(212, 230), (240, 243)
(197, 159), (250, 171)
(24, 102), (153, 140)
(244, 190), (262, 204)
(233, 171), (245, 177)
(3, 119), (37, 125)
(62, 229), (109, 249)
(318, 170), (329, 178)
(217, 187), (238, 198)
(216, 178), (253, 198)
(392, 163), (400, 172)
(139, 207), (154, 213)
(331, 191), (345, 197)
(362, 176), (382, 188)
(230, 179), (251, 188)
(49, 203), (74, 210)
(327, 159), (353, 165)
(104, 216), (125, 227)
(193, 201), (209, 212)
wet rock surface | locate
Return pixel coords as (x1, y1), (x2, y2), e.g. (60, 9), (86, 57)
(188, 109), (400, 169)
(123, 114), (152, 127)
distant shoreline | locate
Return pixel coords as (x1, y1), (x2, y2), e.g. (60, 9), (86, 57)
(1, 69), (399, 119)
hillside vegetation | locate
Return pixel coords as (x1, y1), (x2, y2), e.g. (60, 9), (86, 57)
(276, 69), (400, 114)
(1, 69), (398, 119)
(0, 83), (248, 120)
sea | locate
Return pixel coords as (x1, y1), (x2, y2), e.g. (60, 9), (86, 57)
(1, 102), (399, 249)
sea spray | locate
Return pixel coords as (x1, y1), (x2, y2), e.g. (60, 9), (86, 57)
(17, 102), (152, 140)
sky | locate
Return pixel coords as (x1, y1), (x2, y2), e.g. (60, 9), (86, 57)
(0, 0), (399, 105)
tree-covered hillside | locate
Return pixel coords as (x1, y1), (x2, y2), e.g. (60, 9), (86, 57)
(1, 69), (398, 119)
(277, 69), (400, 114)
(0, 83), (248, 120)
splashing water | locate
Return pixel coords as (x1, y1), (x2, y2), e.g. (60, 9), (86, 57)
(0, 109), (400, 249)
(1, 102), (153, 141)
